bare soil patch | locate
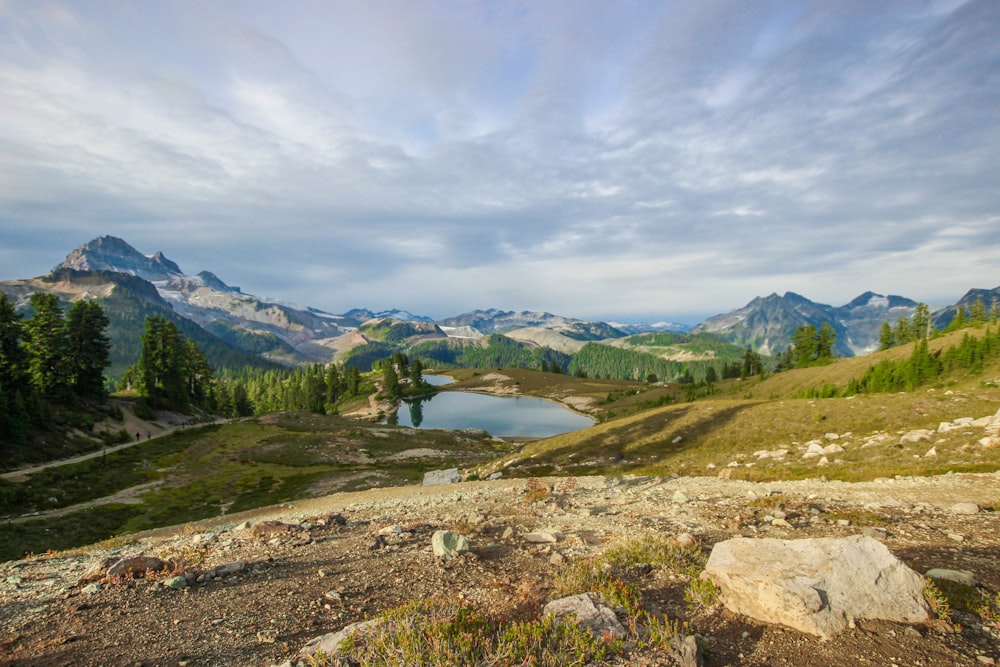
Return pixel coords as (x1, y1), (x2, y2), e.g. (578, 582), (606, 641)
(1, 472), (998, 666)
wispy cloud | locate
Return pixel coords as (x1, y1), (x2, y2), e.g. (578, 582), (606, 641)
(0, 0), (996, 321)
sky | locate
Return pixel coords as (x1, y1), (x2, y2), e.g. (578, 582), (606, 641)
(1, 0), (998, 324)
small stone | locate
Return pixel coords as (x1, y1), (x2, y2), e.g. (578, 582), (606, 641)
(522, 531), (559, 544)
(501, 526), (515, 540)
(976, 656), (996, 665)
(106, 555), (169, 580)
(543, 593), (626, 638)
(951, 502), (980, 515)
(209, 560), (247, 577)
(299, 620), (380, 659)
(672, 491), (690, 504)
(324, 590), (343, 602)
(862, 527), (887, 540)
(926, 568), (977, 587)
(667, 634), (705, 667)
(432, 530), (470, 559)
(317, 568), (333, 578)
(947, 533), (965, 543)
(924, 446), (937, 457)
(250, 521), (298, 538)
(163, 576), (187, 590)
(675, 533), (699, 548)
(549, 552), (566, 566)
(82, 583), (102, 595)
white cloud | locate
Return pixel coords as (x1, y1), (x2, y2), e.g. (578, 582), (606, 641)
(0, 0), (997, 322)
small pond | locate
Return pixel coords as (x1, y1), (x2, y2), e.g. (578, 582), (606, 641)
(421, 374), (456, 386)
(394, 390), (593, 438)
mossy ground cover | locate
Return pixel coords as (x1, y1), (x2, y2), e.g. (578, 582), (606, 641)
(0, 411), (514, 561)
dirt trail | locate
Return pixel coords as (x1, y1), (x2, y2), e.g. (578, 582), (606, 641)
(1, 401), (220, 483)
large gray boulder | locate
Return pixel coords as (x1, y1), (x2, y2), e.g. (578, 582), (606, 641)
(703, 535), (930, 638)
(423, 468), (462, 486)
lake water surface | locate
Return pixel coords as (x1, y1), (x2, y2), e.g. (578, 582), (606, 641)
(395, 389), (593, 438)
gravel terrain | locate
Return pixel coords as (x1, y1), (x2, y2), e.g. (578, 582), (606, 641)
(2, 472), (999, 666)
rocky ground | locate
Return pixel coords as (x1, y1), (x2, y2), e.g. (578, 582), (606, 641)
(1, 472), (999, 667)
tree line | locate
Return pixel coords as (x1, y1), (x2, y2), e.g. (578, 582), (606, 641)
(879, 297), (999, 351)
(0, 293), (112, 450)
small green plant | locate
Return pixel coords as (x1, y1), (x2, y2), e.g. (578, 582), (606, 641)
(824, 509), (888, 527)
(327, 597), (622, 666)
(924, 580), (951, 621)
(685, 577), (719, 611)
(600, 535), (705, 579)
(931, 579), (1000, 630)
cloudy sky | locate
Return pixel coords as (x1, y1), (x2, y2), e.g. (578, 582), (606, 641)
(1, 1), (997, 323)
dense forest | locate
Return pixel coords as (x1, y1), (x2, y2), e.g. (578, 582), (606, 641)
(0, 293), (116, 459)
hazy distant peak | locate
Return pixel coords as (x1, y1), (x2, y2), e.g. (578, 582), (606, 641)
(196, 271), (240, 293)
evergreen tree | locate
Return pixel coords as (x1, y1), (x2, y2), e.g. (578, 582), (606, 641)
(893, 316), (913, 345)
(324, 363), (342, 405)
(382, 362), (400, 400)
(970, 296), (987, 326)
(947, 307), (967, 332)
(66, 300), (111, 398)
(345, 366), (361, 397)
(815, 322), (836, 360)
(23, 292), (70, 399)
(138, 316), (188, 407)
(741, 348), (763, 378)
(182, 338), (213, 407)
(911, 303), (932, 339)
(790, 324), (818, 367)
(409, 358), (424, 386)
(878, 321), (894, 351)
(0, 293), (24, 396)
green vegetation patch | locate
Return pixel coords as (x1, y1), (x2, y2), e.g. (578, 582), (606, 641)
(0, 504), (144, 562)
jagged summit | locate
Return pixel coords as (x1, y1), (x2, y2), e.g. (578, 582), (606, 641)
(56, 235), (183, 282)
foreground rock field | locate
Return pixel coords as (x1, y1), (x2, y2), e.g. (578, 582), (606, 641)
(2, 472), (999, 666)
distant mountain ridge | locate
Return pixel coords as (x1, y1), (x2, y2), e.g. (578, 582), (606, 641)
(692, 291), (919, 357)
(0, 236), (993, 377)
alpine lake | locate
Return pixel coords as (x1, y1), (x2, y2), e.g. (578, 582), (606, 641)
(391, 374), (594, 438)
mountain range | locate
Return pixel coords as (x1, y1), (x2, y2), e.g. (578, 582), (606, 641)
(0, 236), (995, 378)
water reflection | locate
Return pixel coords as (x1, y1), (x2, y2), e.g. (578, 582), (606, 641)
(397, 391), (592, 438)
(408, 398), (424, 427)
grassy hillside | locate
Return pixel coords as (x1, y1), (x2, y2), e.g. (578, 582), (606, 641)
(489, 327), (1000, 482)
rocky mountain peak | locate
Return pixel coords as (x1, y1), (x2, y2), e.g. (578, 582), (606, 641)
(56, 235), (183, 282)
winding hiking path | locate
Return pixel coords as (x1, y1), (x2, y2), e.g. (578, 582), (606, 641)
(0, 409), (224, 483)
